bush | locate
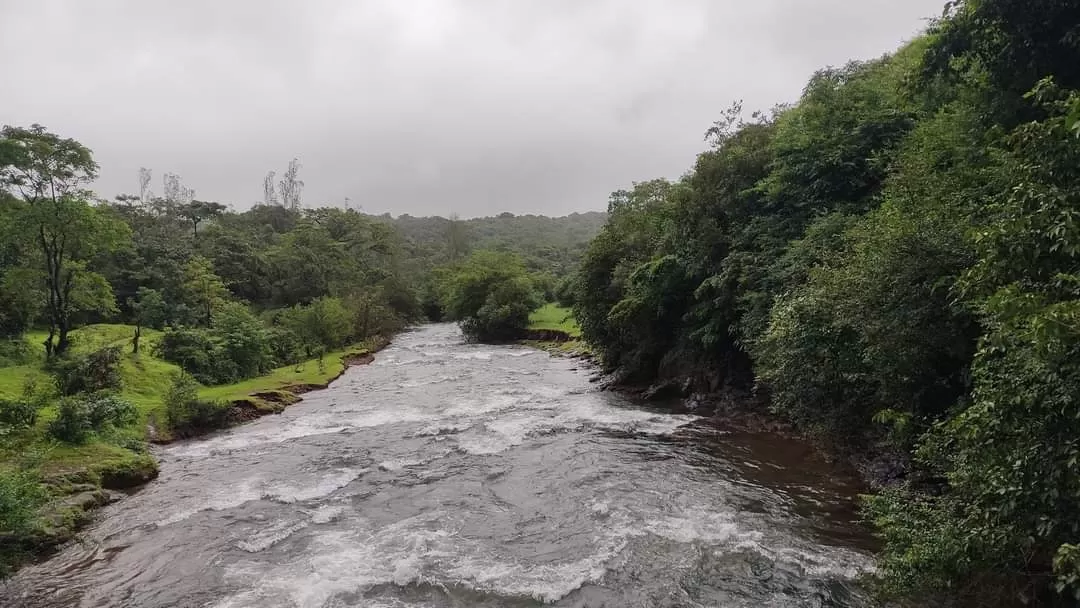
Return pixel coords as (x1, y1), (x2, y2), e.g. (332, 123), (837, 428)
(0, 378), (53, 432)
(348, 293), (405, 340)
(49, 346), (123, 396)
(444, 251), (542, 343)
(0, 339), (32, 367)
(213, 302), (273, 379)
(157, 304), (274, 385)
(278, 297), (353, 355)
(460, 276), (540, 343)
(264, 326), (306, 367)
(156, 328), (228, 383)
(0, 467), (46, 539)
(553, 275), (578, 307)
(47, 393), (137, 444)
(164, 373), (226, 432)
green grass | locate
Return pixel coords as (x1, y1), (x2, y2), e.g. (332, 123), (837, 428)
(528, 303), (582, 337)
(199, 338), (382, 403)
(1, 325), (384, 469)
(1, 325), (179, 424)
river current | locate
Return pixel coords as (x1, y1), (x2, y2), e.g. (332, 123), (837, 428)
(3, 324), (875, 607)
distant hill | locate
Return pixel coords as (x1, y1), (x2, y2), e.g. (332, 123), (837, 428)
(375, 211), (608, 276)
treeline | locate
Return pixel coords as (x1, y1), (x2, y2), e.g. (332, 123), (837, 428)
(570, 0), (1080, 604)
(0, 128), (602, 380)
(387, 211), (607, 277)
(0, 138), (418, 383)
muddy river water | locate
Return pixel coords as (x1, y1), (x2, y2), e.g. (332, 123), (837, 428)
(3, 324), (875, 607)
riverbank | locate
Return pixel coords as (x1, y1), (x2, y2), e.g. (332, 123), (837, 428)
(0, 328), (392, 577)
(2, 323), (877, 607)
(522, 303), (595, 360)
(524, 308), (895, 487)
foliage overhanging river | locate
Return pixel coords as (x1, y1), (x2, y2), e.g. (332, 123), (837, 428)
(3, 324), (877, 607)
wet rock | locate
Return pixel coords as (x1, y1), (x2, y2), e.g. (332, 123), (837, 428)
(97, 453), (160, 490)
(641, 377), (692, 401)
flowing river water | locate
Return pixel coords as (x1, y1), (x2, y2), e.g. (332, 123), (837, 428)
(3, 324), (876, 608)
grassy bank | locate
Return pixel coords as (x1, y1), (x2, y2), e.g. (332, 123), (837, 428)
(527, 303), (582, 337)
(525, 304), (593, 358)
(0, 323), (388, 575)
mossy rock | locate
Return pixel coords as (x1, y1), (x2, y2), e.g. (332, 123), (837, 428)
(92, 452), (158, 490)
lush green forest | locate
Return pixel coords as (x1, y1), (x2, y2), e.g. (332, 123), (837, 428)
(4, 0), (1079, 603)
(387, 211), (607, 276)
(0, 127), (600, 572)
(568, 0), (1080, 604)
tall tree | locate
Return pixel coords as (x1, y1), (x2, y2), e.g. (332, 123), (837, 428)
(0, 125), (130, 356)
(446, 213), (470, 262)
(178, 200), (226, 238)
(180, 256), (229, 327)
(138, 167), (152, 203)
(263, 171), (278, 206)
(277, 159), (303, 210)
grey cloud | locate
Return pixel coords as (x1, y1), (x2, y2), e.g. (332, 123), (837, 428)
(0, 0), (944, 217)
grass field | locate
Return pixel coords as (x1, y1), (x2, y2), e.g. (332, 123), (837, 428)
(528, 303), (582, 337)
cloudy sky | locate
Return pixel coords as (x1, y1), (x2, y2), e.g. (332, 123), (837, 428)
(1, 0), (944, 217)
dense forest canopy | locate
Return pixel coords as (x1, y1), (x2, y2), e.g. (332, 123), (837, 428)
(570, 0), (1080, 604)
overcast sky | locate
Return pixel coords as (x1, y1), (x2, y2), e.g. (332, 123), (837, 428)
(1, 0), (945, 217)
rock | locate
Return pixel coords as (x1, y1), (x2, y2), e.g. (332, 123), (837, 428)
(97, 453), (160, 490)
(641, 378), (691, 401)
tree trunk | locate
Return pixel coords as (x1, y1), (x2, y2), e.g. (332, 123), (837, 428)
(133, 324), (141, 354)
(56, 320), (71, 356)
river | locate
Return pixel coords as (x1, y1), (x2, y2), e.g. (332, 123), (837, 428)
(2, 324), (876, 607)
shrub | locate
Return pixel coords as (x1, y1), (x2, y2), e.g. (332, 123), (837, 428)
(554, 275), (578, 307)
(213, 302), (273, 379)
(348, 293), (404, 340)
(164, 373), (226, 432)
(0, 339), (32, 367)
(0, 468), (47, 552)
(444, 251), (542, 343)
(0, 398), (37, 433)
(157, 305), (274, 385)
(47, 393), (137, 444)
(49, 346), (123, 396)
(47, 397), (91, 443)
(156, 328), (226, 383)
(265, 326), (306, 367)
(0, 378), (53, 432)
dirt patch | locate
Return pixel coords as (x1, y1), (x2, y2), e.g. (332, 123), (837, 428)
(279, 383), (330, 395)
(342, 352), (375, 367)
(521, 329), (575, 342)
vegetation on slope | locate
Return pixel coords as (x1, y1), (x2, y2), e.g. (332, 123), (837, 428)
(568, 0), (1080, 603)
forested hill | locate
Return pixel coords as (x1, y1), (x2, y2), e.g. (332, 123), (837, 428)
(568, 0), (1080, 604)
(379, 211), (607, 275)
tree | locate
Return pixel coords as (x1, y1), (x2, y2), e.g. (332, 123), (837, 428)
(138, 167), (152, 203)
(0, 125), (130, 356)
(446, 213), (471, 261)
(444, 250), (541, 342)
(263, 171), (278, 206)
(278, 158), (303, 210)
(180, 256), (229, 327)
(128, 287), (166, 353)
(177, 200), (226, 238)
